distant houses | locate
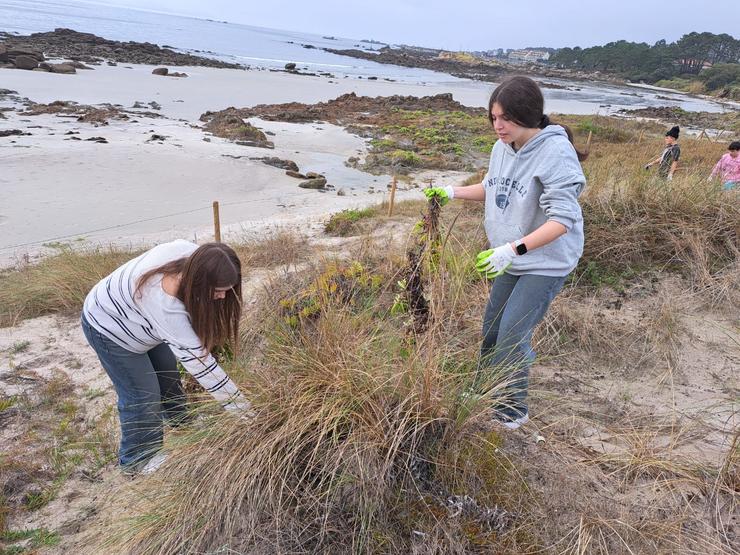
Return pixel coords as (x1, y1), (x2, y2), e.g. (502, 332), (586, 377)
(507, 49), (551, 63)
(469, 48), (552, 64)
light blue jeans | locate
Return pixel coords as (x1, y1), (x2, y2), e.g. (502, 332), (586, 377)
(479, 272), (567, 419)
(81, 313), (186, 469)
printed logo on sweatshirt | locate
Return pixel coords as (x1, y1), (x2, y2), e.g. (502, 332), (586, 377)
(486, 176), (528, 210)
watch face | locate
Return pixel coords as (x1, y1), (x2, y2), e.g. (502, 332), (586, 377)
(516, 242), (527, 255)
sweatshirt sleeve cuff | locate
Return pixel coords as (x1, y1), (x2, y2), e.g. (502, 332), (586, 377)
(547, 216), (575, 231)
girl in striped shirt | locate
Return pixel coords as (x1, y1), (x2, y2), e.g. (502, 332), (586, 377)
(81, 240), (249, 473)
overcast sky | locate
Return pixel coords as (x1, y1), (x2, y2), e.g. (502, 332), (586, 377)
(90, 0), (738, 50)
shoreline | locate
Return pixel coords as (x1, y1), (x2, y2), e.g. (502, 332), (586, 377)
(1, 29), (736, 267)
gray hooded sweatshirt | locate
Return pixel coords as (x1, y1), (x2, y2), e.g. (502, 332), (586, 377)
(483, 125), (586, 277)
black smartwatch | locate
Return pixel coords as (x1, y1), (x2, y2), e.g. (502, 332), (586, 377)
(514, 240), (527, 256)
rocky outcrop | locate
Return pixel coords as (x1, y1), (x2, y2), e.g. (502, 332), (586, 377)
(13, 54), (41, 70)
(38, 62), (76, 74)
(226, 92), (481, 125)
(0, 129), (32, 137)
(253, 157), (299, 172)
(20, 100), (163, 125)
(324, 46), (508, 83)
(0, 28), (243, 69)
(298, 177), (327, 189)
(152, 67), (168, 76)
(199, 108), (274, 149)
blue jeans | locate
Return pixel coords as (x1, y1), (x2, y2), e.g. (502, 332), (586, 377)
(81, 313), (186, 468)
(479, 272), (566, 419)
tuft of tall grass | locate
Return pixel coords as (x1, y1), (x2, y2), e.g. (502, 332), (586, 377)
(231, 229), (311, 268)
(0, 231), (316, 327)
(0, 245), (142, 327)
(576, 139), (739, 302)
(92, 239), (540, 554)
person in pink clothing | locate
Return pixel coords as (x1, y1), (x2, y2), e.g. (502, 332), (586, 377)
(709, 141), (740, 191)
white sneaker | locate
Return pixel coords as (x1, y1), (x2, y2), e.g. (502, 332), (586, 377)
(499, 413), (529, 430)
(140, 452), (167, 475)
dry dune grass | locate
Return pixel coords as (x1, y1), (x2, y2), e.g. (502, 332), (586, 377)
(89, 163), (738, 553)
(0, 246), (143, 327)
(1, 117), (738, 554)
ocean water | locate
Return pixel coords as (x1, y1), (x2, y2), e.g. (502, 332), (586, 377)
(0, 0), (461, 83)
(1, 0), (734, 113)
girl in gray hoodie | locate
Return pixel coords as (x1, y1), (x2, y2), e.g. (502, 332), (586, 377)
(425, 76), (587, 430)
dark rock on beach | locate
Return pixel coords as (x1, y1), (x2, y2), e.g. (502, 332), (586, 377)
(39, 62), (77, 74)
(199, 108), (274, 148)
(324, 46), (507, 83)
(0, 129), (31, 137)
(298, 177), (327, 189)
(21, 100), (163, 125)
(152, 67), (169, 76)
(253, 157), (300, 172)
(13, 55), (39, 70)
(285, 170), (307, 179)
(0, 28), (244, 69)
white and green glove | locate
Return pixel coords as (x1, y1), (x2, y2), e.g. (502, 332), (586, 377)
(476, 244), (516, 278)
(423, 185), (455, 206)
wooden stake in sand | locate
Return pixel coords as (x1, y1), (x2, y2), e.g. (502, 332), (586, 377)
(387, 176), (397, 217)
(212, 201), (221, 242)
(637, 130), (644, 145)
(586, 130), (593, 153)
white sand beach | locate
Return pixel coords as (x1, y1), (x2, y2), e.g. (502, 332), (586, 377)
(1, 64), (463, 266)
(0, 61), (734, 266)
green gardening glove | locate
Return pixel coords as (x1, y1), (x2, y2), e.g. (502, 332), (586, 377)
(475, 244), (515, 279)
(424, 185), (454, 206)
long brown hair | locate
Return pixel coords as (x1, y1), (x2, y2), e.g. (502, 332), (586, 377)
(136, 243), (242, 352)
(487, 75), (588, 161)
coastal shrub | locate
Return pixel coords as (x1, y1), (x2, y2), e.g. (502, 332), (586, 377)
(472, 135), (496, 152)
(699, 63), (740, 91)
(389, 149), (423, 167)
(369, 137), (397, 150)
(324, 207), (378, 236)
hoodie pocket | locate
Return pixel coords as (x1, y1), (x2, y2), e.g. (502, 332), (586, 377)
(484, 219), (522, 246)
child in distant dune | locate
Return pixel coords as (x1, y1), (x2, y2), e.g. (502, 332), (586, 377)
(645, 125), (681, 180)
(709, 141), (740, 191)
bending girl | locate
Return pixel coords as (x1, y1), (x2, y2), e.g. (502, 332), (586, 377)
(81, 240), (249, 473)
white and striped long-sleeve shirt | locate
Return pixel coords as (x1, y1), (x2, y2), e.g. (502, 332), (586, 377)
(83, 240), (247, 411)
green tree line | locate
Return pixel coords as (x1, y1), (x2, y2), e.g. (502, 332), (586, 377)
(550, 32), (740, 91)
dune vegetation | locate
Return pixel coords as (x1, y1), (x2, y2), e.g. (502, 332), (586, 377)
(0, 115), (738, 554)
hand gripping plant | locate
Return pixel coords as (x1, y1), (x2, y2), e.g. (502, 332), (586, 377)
(392, 188), (443, 336)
